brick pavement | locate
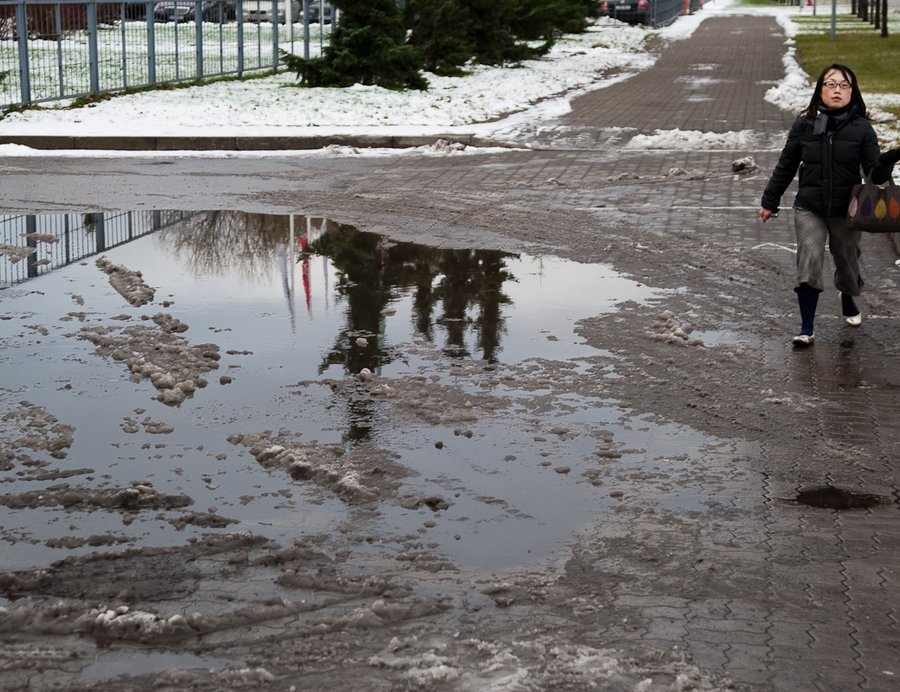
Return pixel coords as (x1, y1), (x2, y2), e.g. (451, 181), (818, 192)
(550, 17), (900, 692)
(560, 16), (796, 137)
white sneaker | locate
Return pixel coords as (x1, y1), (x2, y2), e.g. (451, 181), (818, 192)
(792, 334), (815, 348)
(839, 292), (862, 326)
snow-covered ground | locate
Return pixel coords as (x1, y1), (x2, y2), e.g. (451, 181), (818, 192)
(0, 0), (897, 154)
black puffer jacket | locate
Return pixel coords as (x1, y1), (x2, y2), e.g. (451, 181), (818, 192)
(761, 106), (880, 217)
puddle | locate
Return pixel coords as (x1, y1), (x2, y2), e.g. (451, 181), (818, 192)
(692, 328), (746, 347)
(0, 210), (728, 574)
(794, 485), (886, 510)
(80, 650), (235, 684)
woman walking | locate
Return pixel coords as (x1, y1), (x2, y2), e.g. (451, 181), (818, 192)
(759, 63), (899, 347)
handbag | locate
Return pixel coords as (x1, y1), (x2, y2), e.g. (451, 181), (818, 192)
(847, 174), (900, 233)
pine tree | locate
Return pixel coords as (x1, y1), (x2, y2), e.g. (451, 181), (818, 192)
(510, 0), (595, 41)
(405, 0), (594, 73)
(283, 0), (427, 90)
(403, 0), (475, 76)
(283, 0), (596, 89)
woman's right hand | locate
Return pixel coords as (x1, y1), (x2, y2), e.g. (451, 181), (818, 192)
(759, 208), (775, 223)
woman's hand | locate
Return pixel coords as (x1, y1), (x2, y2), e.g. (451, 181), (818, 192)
(872, 149), (899, 184)
(759, 208), (776, 223)
(879, 148), (900, 166)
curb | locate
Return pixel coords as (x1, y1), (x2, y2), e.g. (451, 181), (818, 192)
(0, 134), (511, 151)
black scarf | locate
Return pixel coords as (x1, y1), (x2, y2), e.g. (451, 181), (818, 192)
(813, 103), (854, 136)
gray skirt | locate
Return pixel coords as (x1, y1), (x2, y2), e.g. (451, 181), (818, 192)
(794, 208), (863, 295)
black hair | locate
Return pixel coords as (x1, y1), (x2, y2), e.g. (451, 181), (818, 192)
(802, 63), (868, 119)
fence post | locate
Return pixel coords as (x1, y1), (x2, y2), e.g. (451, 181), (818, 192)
(88, 0), (99, 94)
(146, 1), (157, 84)
(302, 0), (309, 59)
(195, 0), (204, 77)
(55, 4), (64, 96)
(64, 214), (72, 265)
(119, 4), (127, 85)
(272, 0), (279, 69)
(15, 0), (31, 104)
(237, 0), (244, 75)
(25, 216), (37, 279)
(94, 213), (106, 253)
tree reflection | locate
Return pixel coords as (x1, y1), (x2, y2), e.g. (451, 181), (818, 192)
(156, 211), (515, 368)
(310, 226), (515, 375)
(158, 211), (325, 283)
(157, 211), (518, 441)
(159, 211), (278, 279)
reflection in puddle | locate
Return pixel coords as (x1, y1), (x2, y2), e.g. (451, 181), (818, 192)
(692, 329), (744, 347)
(0, 211), (192, 289)
(138, 210), (661, 375)
(0, 210), (727, 576)
(80, 650), (235, 684)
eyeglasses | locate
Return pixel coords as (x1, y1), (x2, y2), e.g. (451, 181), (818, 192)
(823, 80), (852, 91)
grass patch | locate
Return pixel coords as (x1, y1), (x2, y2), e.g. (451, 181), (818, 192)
(793, 16), (900, 94)
(882, 105), (900, 121)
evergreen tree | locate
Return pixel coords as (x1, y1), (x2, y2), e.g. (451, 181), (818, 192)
(510, 0), (594, 41)
(466, 0), (537, 65)
(283, 0), (427, 90)
(284, 0), (597, 89)
(406, 0), (594, 73)
(403, 0), (476, 76)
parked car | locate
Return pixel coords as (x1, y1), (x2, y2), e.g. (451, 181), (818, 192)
(596, 0), (651, 25)
(242, 0), (301, 24)
(305, 2), (333, 24)
(98, 2), (149, 22)
(202, 0), (237, 21)
(154, 0), (197, 23)
(153, 0), (236, 23)
(597, 0), (703, 26)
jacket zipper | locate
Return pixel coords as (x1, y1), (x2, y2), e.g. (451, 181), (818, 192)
(824, 133), (833, 217)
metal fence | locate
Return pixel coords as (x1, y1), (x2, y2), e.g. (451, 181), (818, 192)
(0, 0), (333, 109)
(0, 210), (193, 287)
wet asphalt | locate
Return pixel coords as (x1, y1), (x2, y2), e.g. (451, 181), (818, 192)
(3, 13), (900, 692)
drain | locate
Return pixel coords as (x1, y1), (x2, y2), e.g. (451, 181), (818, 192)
(795, 485), (885, 510)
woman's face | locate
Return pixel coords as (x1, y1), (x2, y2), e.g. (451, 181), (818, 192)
(820, 69), (853, 109)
